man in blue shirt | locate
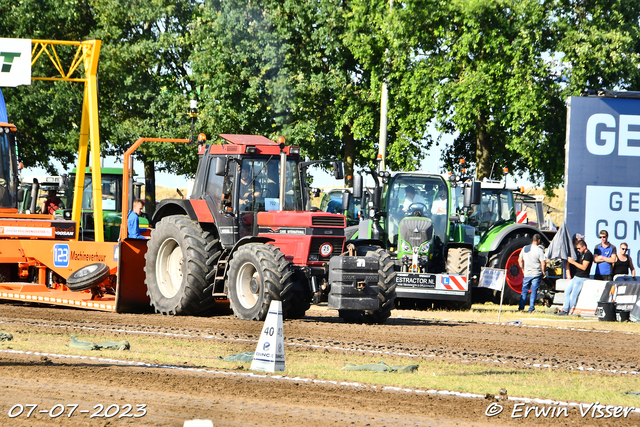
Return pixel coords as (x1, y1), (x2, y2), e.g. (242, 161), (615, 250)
(127, 199), (148, 239)
(594, 230), (616, 281)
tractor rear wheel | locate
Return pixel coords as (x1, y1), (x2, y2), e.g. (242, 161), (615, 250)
(145, 215), (221, 316)
(444, 247), (472, 310)
(227, 243), (294, 321)
(339, 247), (396, 324)
(489, 233), (531, 305)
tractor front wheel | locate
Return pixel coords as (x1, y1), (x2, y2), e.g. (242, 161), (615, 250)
(227, 243), (294, 321)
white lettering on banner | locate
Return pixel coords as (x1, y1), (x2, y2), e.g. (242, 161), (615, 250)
(586, 113), (640, 156)
(585, 186), (640, 270)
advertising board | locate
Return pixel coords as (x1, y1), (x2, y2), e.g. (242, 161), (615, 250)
(566, 96), (640, 272)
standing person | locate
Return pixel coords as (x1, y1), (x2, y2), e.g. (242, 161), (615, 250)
(594, 230), (617, 281)
(612, 242), (636, 279)
(517, 234), (546, 313)
(127, 199), (148, 239)
(566, 233), (584, 279)
(557, 239), (593, 315)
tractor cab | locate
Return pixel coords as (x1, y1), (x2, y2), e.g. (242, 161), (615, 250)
(0, 123), (20, 211)
(382, 173), (452, 272)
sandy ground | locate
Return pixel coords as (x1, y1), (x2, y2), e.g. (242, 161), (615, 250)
(0, 303), (639, 426)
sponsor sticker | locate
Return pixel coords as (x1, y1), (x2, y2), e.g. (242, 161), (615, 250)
(53, 244), (70, 268)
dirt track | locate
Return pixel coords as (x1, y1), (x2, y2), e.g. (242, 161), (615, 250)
(1, 303), (639, 426)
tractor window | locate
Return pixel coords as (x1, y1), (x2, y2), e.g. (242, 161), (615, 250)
(471, 190), (515, 234)
(0, 133), (13, 208)
(75, 175), (121, 211)
(239, 157), (303, 212)
(205, 158), (225, 208)
(385, 175), (448, 247)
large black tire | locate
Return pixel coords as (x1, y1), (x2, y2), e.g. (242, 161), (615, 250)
(489, 233), (532, 305)
(144, 215), (221, 316)
(286, 287), (311, 319)
(339, 247), (396, 324)
(444, 247), (472, 310)
(67, 263), (110, 291)
(227, 243), (294, 321)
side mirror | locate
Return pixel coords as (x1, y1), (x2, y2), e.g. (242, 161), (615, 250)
(311, 188), (321, 198)
(463, 181), (481, 207)
(352, 174), (363, 199)
(341, 190), (351, 212)
(333, 161), (344, 180)
(215, 157), (227, 176)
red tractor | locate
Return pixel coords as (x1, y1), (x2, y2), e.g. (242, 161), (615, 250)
(137, 134), (346, 320)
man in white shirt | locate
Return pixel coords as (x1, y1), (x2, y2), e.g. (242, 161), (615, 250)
(431, 186), (448, 216)
(517, 234), (546, 313)
(402, 186), (426, 213)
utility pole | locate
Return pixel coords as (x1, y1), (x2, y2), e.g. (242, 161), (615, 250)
(377, 0), (393, 172)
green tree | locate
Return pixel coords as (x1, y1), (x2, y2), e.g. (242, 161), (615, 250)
(91, 0), (201, 214)
(0, 0), (96, 172)
(386, 0), (566, 189)
(190, 0), (427, 182)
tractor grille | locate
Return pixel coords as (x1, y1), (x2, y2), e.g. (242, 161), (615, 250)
(312, 215), (345, 227)
(308, 237), (343, 261)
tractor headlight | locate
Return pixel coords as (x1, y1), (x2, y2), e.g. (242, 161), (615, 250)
(419, 241), (431, 253)
(401, 241), (411, 252)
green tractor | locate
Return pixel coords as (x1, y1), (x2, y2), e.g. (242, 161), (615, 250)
(59, 167), (148, 241)
(327, 169), (481, 320)
(470, 179), (556, 304)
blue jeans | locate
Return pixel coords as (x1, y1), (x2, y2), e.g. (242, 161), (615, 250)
(519, 275), (542, 312)
(563, 276), (587, 313)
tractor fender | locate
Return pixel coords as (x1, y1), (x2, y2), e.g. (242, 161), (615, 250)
(228, 236), (275, 262)
(151, 199), (214, 227)
(483, 224), (550, 253)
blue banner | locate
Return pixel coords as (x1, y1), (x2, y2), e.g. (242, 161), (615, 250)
(0, 88), (7, 122)
(565, 96), (640, 270)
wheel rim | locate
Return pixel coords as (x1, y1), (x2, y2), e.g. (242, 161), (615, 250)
(156, 238), (183, 299)
(505, 248), (524, 293)
(236, 261), (261, 310)
(74, 264), (100, 278)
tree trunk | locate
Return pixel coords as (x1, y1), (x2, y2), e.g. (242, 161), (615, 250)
(144, 159), (156, 218)
(475, 114), (492, 180)
(343, 125), (355, 187)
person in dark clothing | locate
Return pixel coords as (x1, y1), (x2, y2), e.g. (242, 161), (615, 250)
(612, 242), (636, 279)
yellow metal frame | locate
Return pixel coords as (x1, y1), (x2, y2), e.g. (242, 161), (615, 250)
(30, 39), (104, 242)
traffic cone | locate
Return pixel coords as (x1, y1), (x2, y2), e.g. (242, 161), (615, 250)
(250, 299), (285, 372)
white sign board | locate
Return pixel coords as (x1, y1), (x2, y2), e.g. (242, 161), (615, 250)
(477, 267), (506, 291)
(250, 300), (285, 373)
(265, 198), (280, 211)
(0, 38), (31, 87)
(584, 185), (640, 269)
